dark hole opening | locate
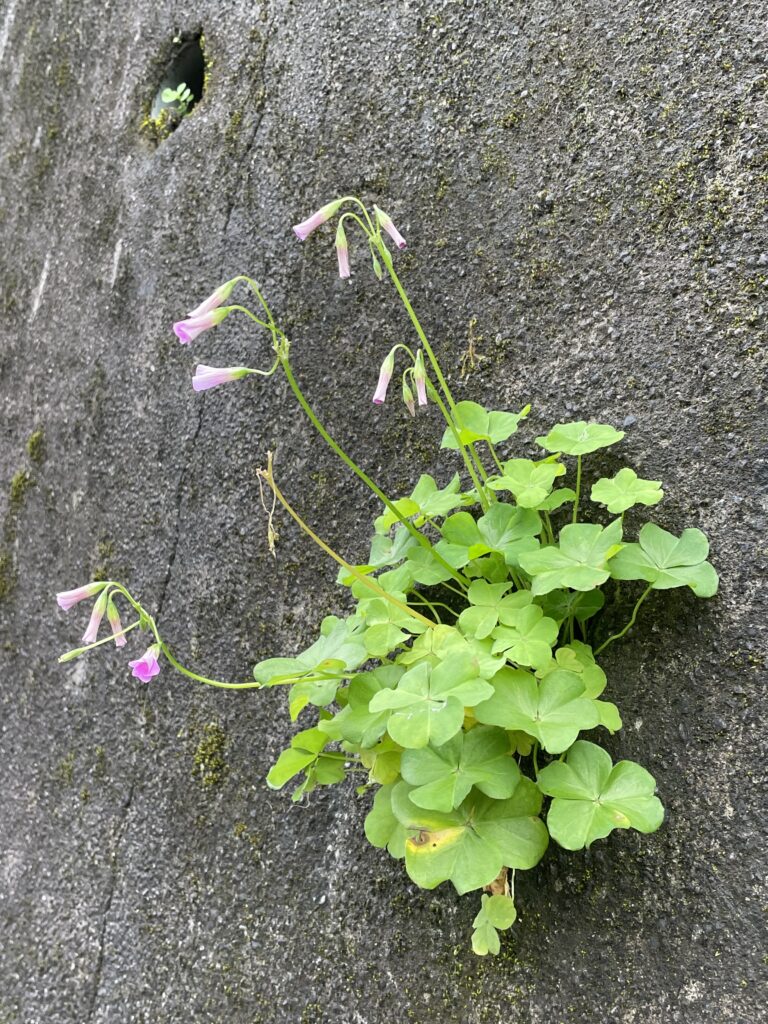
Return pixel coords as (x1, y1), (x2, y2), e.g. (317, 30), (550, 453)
(150, 33), (205, 121)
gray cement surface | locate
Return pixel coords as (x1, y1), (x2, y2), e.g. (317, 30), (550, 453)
(1, 1), (766, 1021)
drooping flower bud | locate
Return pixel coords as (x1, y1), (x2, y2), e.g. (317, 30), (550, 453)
(372, 348), (397, 405)
(128, 643), (162, 683)
(107, 596), (126, 648)
(402, 378), (416, 417)
(292, 199), (346, 241)
(373, 205), (407, 250)
(192, 365), (252, 392)
(82, 587), (110, 644)
(414, 350), (428, 406)
(173, 307), (230, 345)
(335, 221), (350, 279)
(56, 581), (107, 611)
(186, 277), (240, 319)
(371, 251), (383, 281)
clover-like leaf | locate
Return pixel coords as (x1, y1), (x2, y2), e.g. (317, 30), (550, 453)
(609, 523), (718, 597)
(375, 473), (470, 531)
(474, 667), (599, 753)
(537, 641), (607, 699)
(267, 726), (328, 790)
(490, 605), (559, 670)
(457, 579), (514, 640)
(369, 655), (493, 749)
(535, 421), (625, 456)
(441, 401), (530, 450)
(590, 468), (663, 514)
(253, 614), (367, 684)
(536, 588), (605, 625)
(537, 740), (664, 849)
(537, 487), (577, 511)
(401, 726), (520, 812)
(359, 735), (402, 784)
(471, 893), (517, 955)
(364, 783), (408, 858)
(367, 527), (420, 566)
(391, 778), (548, 893)
(519, 519), (624, 595)
(320, 665), (403, 747)
(487, 458), (566, 508)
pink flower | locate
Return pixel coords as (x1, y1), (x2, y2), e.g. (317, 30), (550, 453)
(187, 277), (239, 319)
(128, 643), (162, 683)
(82, 588), (110, 644)
(293, 199), (345, 241)
(373, 349), (396, 405)
(56, 581), (106, 611)
(107, 596), (126, 648)
(192, 364), (250, 392)
(173, 307), (229, 345)
(374, 205), (407, 250)
(336, 221), (350, 279)
(414, 350), (428, 406)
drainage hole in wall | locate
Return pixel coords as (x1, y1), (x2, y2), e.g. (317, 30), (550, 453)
(148, 33), (205, 136)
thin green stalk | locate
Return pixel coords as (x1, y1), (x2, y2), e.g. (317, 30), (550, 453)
(428, 387), (488, 510)
(258, 454), (437, 630)
(532, 742), (540, 777)
(543, 511), (555, 546)
(572, 454), (582, 524)
(594, 584), (654, 655)
(377, 241), (490, 488)
(160, 643), (262, 689)
(281, 357), (468, 587)
(488, 443), (506, 475)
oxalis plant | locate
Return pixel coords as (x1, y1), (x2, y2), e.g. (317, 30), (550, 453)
(56, 195), (718, 956)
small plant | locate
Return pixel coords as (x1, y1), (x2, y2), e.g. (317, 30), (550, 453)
(161, 81), (194, 116)
(55, 197), (718, 954)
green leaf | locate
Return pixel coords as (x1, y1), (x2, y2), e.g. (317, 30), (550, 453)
(253, 614), (367, 684)
(590, 468), (663, 514)
(457, 579), (514, 640)
(401, 726), (520, 812)
(487, 458), (566, 508)
(287, 675), (340, 721)
(471, 894), (517, 955)
(364, 784), (408, 858)
(266, 726), (328, 789)
(375, 473), (469, 531)
(609, 523), (718, 597)
(536, 589), (605, 625)
(535, 421), (625, 456)
(490, 605), (559, 670)
(519, 519), (624, 595)
(537, 641), (607, 699)
(367, 527), (420, 566)
(391, 778), (548, 893)
(537, 740), (664, 849)
(440, 402), (529, 449)
(537, 487), (577, 511)
(321, 665), (403, 747)
(369, 656), (493, 749)
(161, 87), (177, 102)
(474, 668), (599, 753)
(359, 736), (402, 784)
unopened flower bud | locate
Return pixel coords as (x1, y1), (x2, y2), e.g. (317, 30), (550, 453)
(292, 199), (346, 241)
(107, 596), (126, 648)
(186, 277), (239, 318)
(173, 307), (230, 345)
(82, 587), (110, 645)
(373, 205), (407, 250)
(336, 221), (350, 279)
(402, 379), (416, 417)
(414, 350), (428, 406)
(373, 348), (397, 405)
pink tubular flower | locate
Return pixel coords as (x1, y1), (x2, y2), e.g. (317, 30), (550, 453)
(107, 596), (126, 648)
(128, 643), (161, 683)
(82, 588), (110, 644)
(414, 350), (428, 406)
(373, 348), (396, 405)
(374, 205), (407, 250)
(173, 307), (230, 345)
(336, 221), (350, 279)
(56, 581), (106, 611)
(187, 277), (239, 319)
(192, 364), (251, 392)
(292, 198), (345, 241)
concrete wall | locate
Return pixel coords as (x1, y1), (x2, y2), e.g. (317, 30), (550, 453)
(1, 1), (765, 1021)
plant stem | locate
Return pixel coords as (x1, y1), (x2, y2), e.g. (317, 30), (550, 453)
(160, 643), (263, 689)
(532, 742), (540, 777)
(543, 511), (555, 546)
(594, 584), (654, 655)
(428, 387), (488, 509)
(572, 454), (582, 524)
(377, 241), (490, 490)
(258, 454), (437, 630)
(280, 357), (468, 586)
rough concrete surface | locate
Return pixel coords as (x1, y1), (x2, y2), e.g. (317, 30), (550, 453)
(1, 0), (766, 1021)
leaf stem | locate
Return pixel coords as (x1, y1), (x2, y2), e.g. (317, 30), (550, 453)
(572, 454), (582, 524)
(258, 454), (437, 630)
(594, 583), (654, 655)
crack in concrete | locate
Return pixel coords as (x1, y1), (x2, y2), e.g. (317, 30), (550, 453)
(85, 778), (136, 1023)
